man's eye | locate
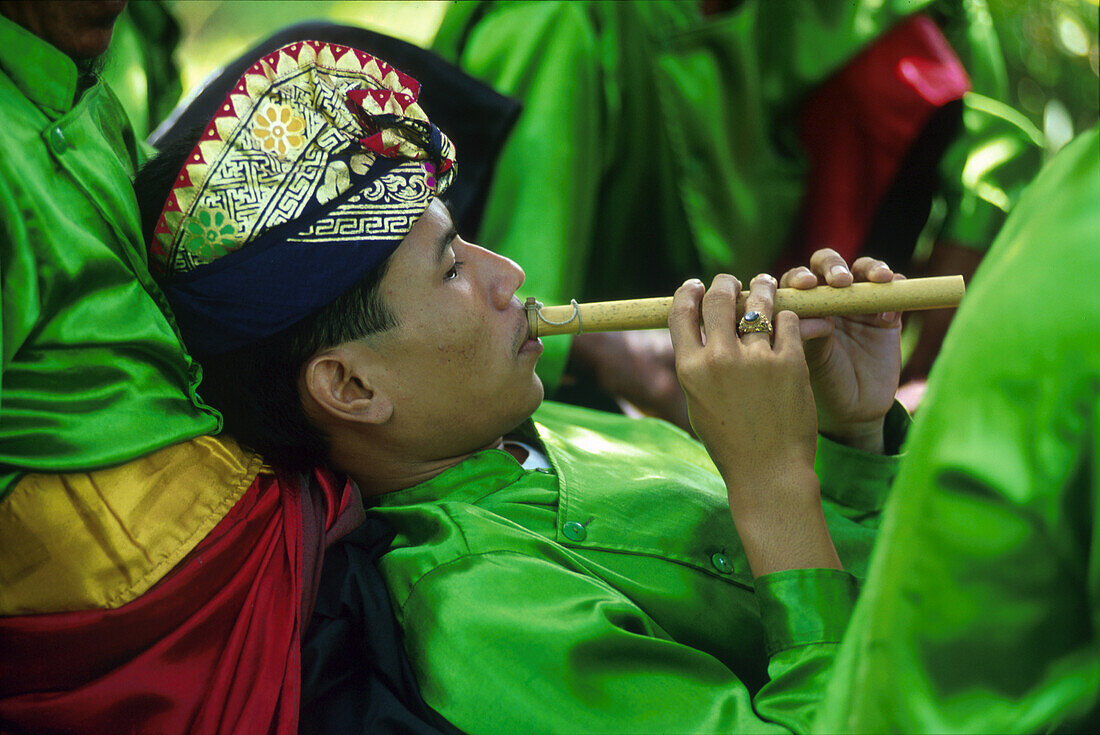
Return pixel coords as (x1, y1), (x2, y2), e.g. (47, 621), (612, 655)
(445, 261), (464, 281)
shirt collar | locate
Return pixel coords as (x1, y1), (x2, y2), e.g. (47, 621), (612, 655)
(370, 450), (528, 508)
(369, 416), (552, 507)
(0, 13), (79, 115)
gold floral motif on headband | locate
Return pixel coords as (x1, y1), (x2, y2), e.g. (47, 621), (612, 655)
(252, 104), (306, 158)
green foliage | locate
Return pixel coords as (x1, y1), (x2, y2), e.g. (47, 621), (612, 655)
(988, 0), (1099, 148)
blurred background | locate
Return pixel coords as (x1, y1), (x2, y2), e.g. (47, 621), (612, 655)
(989, 0), (1098, 150)
(172, 1), (448, 88)
(107, 0), (1097, 154)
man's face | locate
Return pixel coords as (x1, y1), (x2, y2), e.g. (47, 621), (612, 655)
(0, 1), (126, 60)
(363, 198), (544, 458)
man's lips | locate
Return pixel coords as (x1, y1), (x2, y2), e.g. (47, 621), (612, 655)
(513, 312), (529, 353)
(514, 310), (539, 354)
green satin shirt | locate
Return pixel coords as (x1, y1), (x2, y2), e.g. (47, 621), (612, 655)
(817, 127), (1100, 732)
(0, 16), (219, 497)
(372, 400), (907, 734)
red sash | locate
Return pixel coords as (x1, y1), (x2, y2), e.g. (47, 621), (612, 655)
(0, 467), (362, 735)
(790, 15), (970, 266)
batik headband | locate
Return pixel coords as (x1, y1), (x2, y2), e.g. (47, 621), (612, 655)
(150, 40), (456, 356)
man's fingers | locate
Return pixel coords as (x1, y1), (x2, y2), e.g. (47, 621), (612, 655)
(877, 272), (907, 324)
(773, 311), (805, 359)
(852, 256), (895, 283)
(778, 265), (817, 290)
(668, 278), (706, 354)
(798, 316), (834, 342)
(809, 248), (854, 287)
(701, 274), (741, 350)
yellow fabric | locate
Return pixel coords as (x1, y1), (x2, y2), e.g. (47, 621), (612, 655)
(0, 436), (264, 615)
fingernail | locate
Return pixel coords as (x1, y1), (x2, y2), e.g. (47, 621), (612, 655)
(830, 265), (850, 278)
(880, 312), (897, 322)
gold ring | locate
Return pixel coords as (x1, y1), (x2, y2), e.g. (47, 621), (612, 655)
(737, 310), (773, 336)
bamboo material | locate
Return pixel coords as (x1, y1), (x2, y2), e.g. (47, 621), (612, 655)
(526, 275), (965, 338)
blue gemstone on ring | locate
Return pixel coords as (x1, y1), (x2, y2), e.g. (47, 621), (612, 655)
(744, 311), (760, 322)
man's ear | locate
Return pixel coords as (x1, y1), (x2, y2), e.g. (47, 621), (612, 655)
(302, 343), (393, 425)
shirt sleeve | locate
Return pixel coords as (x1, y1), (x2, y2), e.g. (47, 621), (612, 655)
(814, 401), (909, 516)
(397, 549), (857, 734)
(816, 126), (1100, 733)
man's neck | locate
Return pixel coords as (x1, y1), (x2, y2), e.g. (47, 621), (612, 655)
(335, 435), (508, 498)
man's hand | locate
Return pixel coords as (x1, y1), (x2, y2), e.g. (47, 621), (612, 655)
(570, 331), (691, 432)
(779, 249), (904, 454)
(669, 274), (840, 577)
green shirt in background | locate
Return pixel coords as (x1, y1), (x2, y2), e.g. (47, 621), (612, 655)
(372, 400), (907, 734)
(102, 0), (184, 143)
(817, 126), (1100, 732)
(0, 15), (219, 498)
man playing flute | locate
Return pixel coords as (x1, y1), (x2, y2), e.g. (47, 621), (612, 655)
(136, 42), (909, 734)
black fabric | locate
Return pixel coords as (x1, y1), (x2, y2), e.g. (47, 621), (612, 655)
(300, 517), (463, 735)
(149, 21), (521, 240)
(859, 100), (964, 271)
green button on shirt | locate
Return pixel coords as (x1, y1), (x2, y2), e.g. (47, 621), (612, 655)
(371, 400), (906, 734)
(0, 16), (219, 497)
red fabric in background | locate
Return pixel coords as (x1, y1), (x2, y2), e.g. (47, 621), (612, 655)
(791, 14), (970, 265)
(0, 468), (361, 735)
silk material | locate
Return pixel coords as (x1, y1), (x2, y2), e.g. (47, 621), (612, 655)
(818, 127), (1100, 732)
(432, 0), (1026, 390)
(793, 15), (970, 266)
(0, 463), (363, 735)
(0, 436), (260, 614)
(103, 0), (184, 140)
(302, 517), (463, 735)
(371, 400), (907, 734)
(0, 14), (219, 497)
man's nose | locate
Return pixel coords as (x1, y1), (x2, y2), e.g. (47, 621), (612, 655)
(472, 244), (525, 310)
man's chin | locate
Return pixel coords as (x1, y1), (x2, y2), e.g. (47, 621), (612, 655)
(531, 375), (545, 407)
(510, 377), (544, 429)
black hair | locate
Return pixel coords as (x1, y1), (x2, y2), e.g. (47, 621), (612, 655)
(134, 128), (396, 469)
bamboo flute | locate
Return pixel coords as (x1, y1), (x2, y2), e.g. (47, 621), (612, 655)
(526, 275), (965, 339)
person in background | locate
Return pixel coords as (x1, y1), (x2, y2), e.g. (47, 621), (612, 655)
(817, 125), (1099, 732)
(0, 4), (378, 733)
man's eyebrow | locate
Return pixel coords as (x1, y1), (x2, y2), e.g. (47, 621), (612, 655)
(434, 211), (458, 264)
